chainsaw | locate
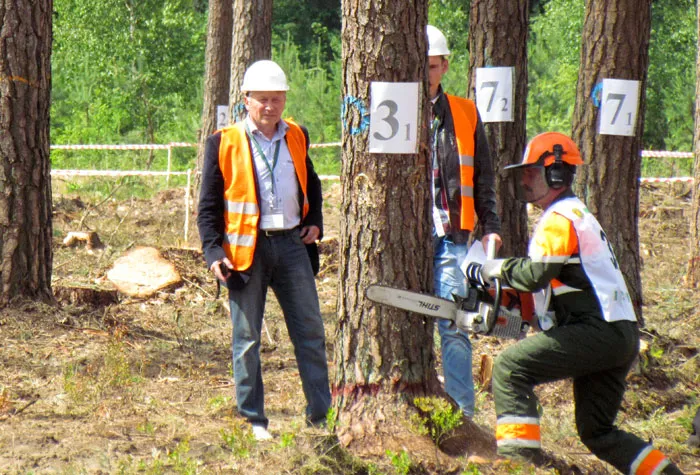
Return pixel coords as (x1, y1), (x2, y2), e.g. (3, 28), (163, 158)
(365, 239), (536, 339)
(365, 281), (535, 339)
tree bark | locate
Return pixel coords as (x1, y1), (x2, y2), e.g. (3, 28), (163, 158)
(687, 0), (700, 288)
(194, 0), (233, 221)
(229, 0), (272, 122)
(467, 0), (529, 257)
(334, 0), (444, 453)
(571, 0), (652, 322)
(0, 0), (54, 305)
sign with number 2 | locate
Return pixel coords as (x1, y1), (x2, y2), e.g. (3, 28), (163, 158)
(475, 67), (514, 123)
(369, 82), (419, 154)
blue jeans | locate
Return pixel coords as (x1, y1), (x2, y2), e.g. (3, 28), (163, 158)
(433, 235), (474, 417)
(228, 231), (331, 427)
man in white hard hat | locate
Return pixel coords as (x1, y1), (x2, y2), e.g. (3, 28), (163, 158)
(198, 59), (331, 441)
(426, 25), (502, 418)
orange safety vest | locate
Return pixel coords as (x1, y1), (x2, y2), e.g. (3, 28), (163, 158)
(445, 94), (477, 231)
(218, 119), (310, 271)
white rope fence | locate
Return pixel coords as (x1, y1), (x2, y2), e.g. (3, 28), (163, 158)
(50, 143), (697, 242)
(641, 150), (693, 158)
(50, 143), (696, 184)
(50, 142), (342, 184)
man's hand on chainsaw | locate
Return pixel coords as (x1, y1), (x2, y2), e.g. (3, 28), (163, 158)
(466, 260), (505, 287)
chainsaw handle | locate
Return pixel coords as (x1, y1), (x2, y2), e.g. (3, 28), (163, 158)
(485, 235), (501, 335)
(486, 277), (502, 335)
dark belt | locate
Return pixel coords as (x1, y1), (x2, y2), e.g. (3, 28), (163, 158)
(261, 226), (299, 237)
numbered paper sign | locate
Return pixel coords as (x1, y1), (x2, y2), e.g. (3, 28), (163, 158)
(216, 105), (229, 129)
(475, 67), (514, 123)
(599, 79), (640, 136)
(369, 82), (419, 154)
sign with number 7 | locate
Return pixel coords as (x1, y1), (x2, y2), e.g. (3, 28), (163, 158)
(599, 79), (640, 136)
(475, 67), (514, 123)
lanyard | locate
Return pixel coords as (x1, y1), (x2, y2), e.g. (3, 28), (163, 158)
(246, 124), (281, 194)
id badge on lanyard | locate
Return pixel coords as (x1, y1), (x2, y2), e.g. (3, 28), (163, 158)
(246, 125), (284, 228)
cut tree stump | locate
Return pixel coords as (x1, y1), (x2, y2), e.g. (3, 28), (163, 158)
(62, 231), (104, 249)
(54, 285), (119, 307)
(106, 247), (182, 298)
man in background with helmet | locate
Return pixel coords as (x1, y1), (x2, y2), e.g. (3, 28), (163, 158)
(197, 60), (331, 441)
(426, 24), (502, 419)
(466, 132), (683, 474)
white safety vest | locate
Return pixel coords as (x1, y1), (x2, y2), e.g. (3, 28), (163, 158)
(531, 196), (637, 324)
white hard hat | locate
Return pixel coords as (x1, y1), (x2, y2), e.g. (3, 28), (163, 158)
(427, 25), (450, 57)
(241, 60), (289, 92)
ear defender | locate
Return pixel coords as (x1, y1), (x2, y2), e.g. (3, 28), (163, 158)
(545, 144), (573, 189)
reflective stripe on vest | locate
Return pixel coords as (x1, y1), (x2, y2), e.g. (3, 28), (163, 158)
(629, 446), (669, 475)
(551, 279), (581, 296)
(495, 415), (541, 449)
(218, 120), (309, 271)
(445, 94), (477, 231)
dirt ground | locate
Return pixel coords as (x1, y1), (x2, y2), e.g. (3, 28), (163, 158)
(0, 179), (698, 474)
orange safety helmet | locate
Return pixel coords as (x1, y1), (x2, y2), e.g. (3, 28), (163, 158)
(506, 132), (584, 201)
(506, 132), (584, 170)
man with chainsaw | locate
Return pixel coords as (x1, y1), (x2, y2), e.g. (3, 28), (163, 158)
(426, 24), (502, 418)
(197, 60), (331, 441)
(467, 132), (683, 474)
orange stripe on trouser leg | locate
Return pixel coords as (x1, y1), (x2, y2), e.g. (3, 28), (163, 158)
(496, 423), (541, 444)
(634, 449), (667, 475)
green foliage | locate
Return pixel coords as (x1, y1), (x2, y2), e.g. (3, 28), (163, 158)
(325, 406), (339, 433)
(526, 0), (583, 137)
(50, 0), (697, 181)
(206, 394), (230, 411)
(279, 429), (297, 448)
(166, 439), (200, 474)
(386, 449), (413, 475)
(220, 423), (256, 457)
(52, 0), (206, 146)
(272, 0), (341, 64)
(411, 396), (463, 445)
(274, 37), (342, 175)
(428, 0), (469, 64)
(460, 464), (482, 475)
(103, 339), (138, 387)
(644, 0), (697, 150)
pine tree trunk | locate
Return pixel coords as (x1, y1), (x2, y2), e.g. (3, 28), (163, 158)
(687, 0), (700, 288)
(467, 0), (529, 257)
(229, 0), (272, 122)
(0, 0), (54, 306)
(334, 0), (445, 453)
(194, 0), (233, 213)
(571, 0), (652, 322)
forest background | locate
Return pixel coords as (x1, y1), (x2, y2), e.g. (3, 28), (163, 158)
(50, 0), (697, 179)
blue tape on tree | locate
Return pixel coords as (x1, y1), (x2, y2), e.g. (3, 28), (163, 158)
(233, 102), (246, 118)
(591, 82), (603, 108)
(341, 96), (370, 136)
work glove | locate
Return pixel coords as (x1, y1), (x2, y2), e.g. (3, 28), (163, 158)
(465, 260), (505, 287)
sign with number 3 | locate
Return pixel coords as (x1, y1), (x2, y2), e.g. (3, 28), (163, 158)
(369, 82), (419, 154)
(599, 79), (640, 137)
